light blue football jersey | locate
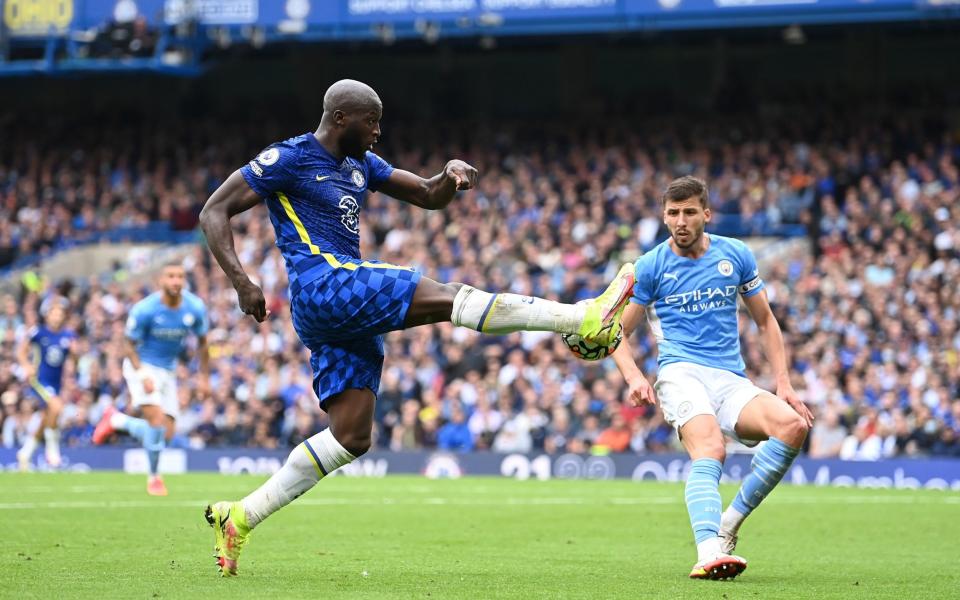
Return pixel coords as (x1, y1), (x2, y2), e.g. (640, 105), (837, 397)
(125, 291), (209, 370)
(630, 234), (765, 377)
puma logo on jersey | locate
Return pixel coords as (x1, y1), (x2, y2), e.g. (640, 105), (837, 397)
(316, 175), (332, 182)
(663, 272), (679, 282)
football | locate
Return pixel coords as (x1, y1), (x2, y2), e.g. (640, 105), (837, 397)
(560, 328), (623, 361)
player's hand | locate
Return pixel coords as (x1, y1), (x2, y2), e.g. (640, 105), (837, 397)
(444, 160), (478, 191)
(142, 377), (155, 395)
(625, 374), (657, 407)
(20, 363), (35, 381)
(236, 280), (269, 322)
(777, 382), (814, 428)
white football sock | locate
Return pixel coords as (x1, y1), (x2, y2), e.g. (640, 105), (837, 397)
(43, 428), (61, 465)
(697, 537), (723, 562)
(18, 435), (38, 460)
(451, 285), (585, 335)
(242, 429), (356, 528)
(721, 506), (746, 535)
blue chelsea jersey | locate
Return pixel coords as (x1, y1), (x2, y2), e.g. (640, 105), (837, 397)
(630, 234), (765, 376)
(239, 133), (395, 280)
(125, 291), (209, 371)
(29, 325), (75, 392)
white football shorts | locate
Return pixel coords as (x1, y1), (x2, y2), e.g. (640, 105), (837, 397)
(122, 359), (179, 419)
(654, 361), (765, 445)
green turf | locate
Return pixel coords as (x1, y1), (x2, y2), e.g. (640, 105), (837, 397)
(2, 472), (958, 599)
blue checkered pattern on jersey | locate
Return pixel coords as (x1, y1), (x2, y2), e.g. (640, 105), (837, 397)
(289, 255), (422, 406)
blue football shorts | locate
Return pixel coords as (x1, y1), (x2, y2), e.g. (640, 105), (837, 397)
(26, 379), (58, 409)
(289, 253), (422, 409)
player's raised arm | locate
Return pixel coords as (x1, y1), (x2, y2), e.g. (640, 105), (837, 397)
(742, 290), (814, 427)
(610, 302), (656, 406)
(199, 170), (268, 322)
(377, 160), (478, 210)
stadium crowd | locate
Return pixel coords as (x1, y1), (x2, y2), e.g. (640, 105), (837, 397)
(1, 113), (959, 459)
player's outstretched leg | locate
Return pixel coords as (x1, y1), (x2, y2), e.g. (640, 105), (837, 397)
(43, 427), (62, 468)
(16, 426), (40, 471)
(685, 457), (748, 580)
(93, 404), (168, 494)
(18, 390), (63, 469)
(719, 394), (808, 553)
(677, 415), (747, 580)
(450, 263), (635, 346)
(91, 404), (120, 444)
(206, 429), (354, 576)
(144, 424), (168, 496)
(41, 395), (64, 468)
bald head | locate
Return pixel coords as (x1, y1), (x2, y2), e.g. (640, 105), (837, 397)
(323, 79), (381, 115)
(316, 79), (384, 160)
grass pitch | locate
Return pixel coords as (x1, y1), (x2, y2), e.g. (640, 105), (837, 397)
(2, 472), (958, 599)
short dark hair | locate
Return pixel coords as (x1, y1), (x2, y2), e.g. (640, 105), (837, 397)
(662, 176), (709, 209)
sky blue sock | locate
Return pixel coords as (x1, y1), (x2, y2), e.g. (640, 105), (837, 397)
(685, 458), (723, 544)
(732, 437), (799, 517)
(144, 426), (166, 476)
(124, 416), (150, 444)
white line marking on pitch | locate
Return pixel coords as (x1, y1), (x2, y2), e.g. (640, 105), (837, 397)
(0, 495), (957, 510)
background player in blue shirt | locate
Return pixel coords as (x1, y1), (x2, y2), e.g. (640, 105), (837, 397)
(198, 79), (635, 576)
(93, 262), (210, 496)
(611, 176), (815, 580)
(16, 298), (75, 469)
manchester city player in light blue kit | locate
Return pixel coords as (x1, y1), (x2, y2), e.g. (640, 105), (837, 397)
(16, 298), (76, 470)
(612, 176), (814, 581)
(198, 79), (635, 576)
(93, 263), (210, 496)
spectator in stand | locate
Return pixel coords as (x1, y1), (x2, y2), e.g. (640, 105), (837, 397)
(437, 404), (474, 453)
(594, 412), (631, 454)
(0, 112), (958, 458)
(808, 406), (848, 458)
(574, 414), (602, 451)
(840, 417), (884, 461)
(468, 395), (503, 451)
(390, 399), (425, 451)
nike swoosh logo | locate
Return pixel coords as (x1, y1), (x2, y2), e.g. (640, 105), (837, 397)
(316, 175), (331, 182)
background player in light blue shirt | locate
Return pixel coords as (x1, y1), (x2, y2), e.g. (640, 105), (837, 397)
(611, 176), (815, 580)
(16, 298), (76, 469)
(93, 262), (210, 496)
(197, 79), (635, 576)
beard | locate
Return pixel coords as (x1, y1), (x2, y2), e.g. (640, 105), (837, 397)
(671, 228), (702, 249)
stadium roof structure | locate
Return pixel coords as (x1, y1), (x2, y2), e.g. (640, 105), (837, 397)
(1, 0), (959, 77)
